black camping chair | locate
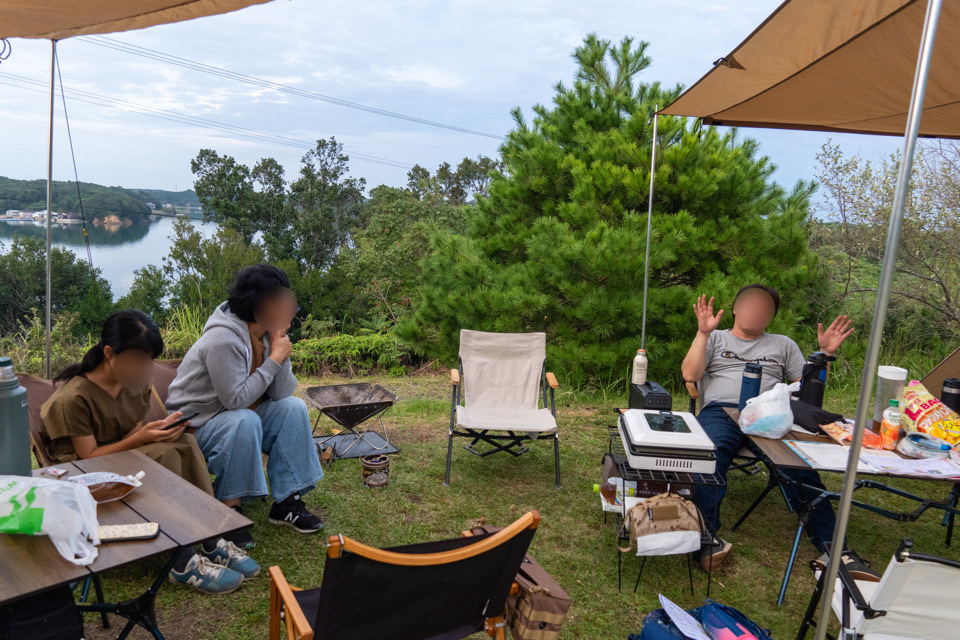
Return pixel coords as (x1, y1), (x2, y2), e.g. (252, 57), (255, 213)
(269, 511), (541, 640)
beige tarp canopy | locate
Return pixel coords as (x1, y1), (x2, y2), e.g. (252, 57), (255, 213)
(0, 0), (271, 40)
(660, 0), (960, 138)
(660, 1), (956, 636)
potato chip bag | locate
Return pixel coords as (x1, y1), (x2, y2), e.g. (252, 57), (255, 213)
(901, 383), (960, 444)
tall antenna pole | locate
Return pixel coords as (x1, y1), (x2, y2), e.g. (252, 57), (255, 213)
(44, 40), (56, 379)
(640, 106), (658, 351)
(814, 0), (942, 637)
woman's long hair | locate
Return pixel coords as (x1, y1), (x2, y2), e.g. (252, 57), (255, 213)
(54, 309), (164, 383)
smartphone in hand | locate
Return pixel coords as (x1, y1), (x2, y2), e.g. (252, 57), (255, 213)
(161, 411), (199, 431)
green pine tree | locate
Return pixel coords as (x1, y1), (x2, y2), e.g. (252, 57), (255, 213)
(397, 34), (821, 386)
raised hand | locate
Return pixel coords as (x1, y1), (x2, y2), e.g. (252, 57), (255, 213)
(269, 325), (293, 363)
(693, 294), (724, 336)
(818, 315), (854, 355)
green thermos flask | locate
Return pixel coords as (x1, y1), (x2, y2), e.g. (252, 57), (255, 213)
(0, 356), (31, 476)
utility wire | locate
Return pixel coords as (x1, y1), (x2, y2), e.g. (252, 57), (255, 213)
(78, 35), (505, 140)
(0, 73), (413, 170)
(54, 48), (103, 320)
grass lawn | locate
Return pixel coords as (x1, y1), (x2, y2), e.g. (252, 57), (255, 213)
(80, 371), (960, 639)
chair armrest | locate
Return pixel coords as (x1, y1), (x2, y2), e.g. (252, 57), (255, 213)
(450, 369), (460, 385)
(268, 566), (313, 640)
(545, 372), (559, 389)
(836, 558), (874, 613)
(685, 381), (699, 400)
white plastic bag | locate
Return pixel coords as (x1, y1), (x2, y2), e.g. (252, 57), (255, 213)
(0, 475), (100, 565)
(739, 382), (794, 439)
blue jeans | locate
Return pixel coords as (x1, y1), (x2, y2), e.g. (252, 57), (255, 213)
(193, 396), (324, 503)
(694, 402), (838, 553)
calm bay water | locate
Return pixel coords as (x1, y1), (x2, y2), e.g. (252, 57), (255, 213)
(0, 216), (218, 298)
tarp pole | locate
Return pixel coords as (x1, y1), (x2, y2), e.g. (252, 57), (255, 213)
(813, 1), (943, 637)
(44, 39), (55, 380)
(640, 106), (658, 351)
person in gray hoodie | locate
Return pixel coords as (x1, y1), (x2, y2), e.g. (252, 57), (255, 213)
(166, 264), (324, 549)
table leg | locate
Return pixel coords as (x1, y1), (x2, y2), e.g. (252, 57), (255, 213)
(77, 549), (180, 640)
(780, 484), (795, 514)
(942, 483), (960, 547)
(778, 520), (806, 606)
(731, 478), (779, 532)
(777, 482), (834, 607)
(93, 576), (109, 629)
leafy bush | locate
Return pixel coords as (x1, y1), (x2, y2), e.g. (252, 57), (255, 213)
(292, 332), (410, 376)
(0, 310), (95, 377)
(0, 235), (113, 337)
(161, 305), (207, 359)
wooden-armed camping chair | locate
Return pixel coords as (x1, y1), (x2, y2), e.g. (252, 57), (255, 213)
(445, 330), (561, 488)
(797, 539), (960, 640)
(269, 511), (541, 640)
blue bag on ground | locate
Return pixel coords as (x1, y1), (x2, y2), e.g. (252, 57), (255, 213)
(628, 599), (774, 640)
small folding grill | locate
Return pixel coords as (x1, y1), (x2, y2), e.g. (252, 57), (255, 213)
(303, 383), (398, 458)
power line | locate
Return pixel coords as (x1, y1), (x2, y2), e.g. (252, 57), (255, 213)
(0, 73), (413, 170)
(78, 35), (505, 141)
(55, 45), (103, 320)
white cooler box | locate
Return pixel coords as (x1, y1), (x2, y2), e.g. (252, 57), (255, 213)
(618, 409), (717, 474)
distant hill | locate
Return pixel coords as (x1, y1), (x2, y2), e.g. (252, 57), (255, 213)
(0, 177), (200, 222)
(131, 188), (199, 208)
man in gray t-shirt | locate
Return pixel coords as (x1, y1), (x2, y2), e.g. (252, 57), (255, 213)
(679, 284), (873, 578)
(698, 330), (806, 407)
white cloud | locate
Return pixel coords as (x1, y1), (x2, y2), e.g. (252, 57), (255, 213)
(379, 64), (463, 90)
(0, 0), (901, 197)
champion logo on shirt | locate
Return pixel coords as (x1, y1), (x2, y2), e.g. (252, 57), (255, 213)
(718, 350), (781, 365)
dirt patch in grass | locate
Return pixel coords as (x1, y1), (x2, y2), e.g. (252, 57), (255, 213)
(391, 422), (446, 444)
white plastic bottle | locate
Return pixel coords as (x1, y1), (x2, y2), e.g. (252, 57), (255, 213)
(632, 349), (648, 385)
(881, 399), (902, 451)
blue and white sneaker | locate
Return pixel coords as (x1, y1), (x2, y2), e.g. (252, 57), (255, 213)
(201, 538), (261, 579)
(168, 553), (244, 594)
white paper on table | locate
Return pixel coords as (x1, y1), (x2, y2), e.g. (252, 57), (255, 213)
(783, 440), (877, 473)
(658, 593), (711, 640)
(859, 453), (960, 478)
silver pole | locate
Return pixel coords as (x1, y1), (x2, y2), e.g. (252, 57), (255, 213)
(814, 1), (942, 637)
(640, 106), (658, 350)
(44, 40), (56, 380)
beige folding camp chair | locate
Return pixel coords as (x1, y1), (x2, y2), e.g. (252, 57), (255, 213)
(445, 330), (561, 488)
(797, 539), (960, 640)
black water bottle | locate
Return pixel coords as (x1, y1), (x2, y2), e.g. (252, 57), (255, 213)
(941, 378), (960, 414)
(739, 363), (763, 411)
(798, 352), (834, 409)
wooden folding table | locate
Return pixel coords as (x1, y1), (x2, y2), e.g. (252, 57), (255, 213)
(0, 449), (251, 639)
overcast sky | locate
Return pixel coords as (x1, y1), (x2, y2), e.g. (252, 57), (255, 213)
(0, 0), (902, 197)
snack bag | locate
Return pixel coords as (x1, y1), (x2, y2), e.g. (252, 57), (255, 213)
(67, 471), (144, 503)
(901, 383), (960, 444)
(821, 421), (884, 449)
